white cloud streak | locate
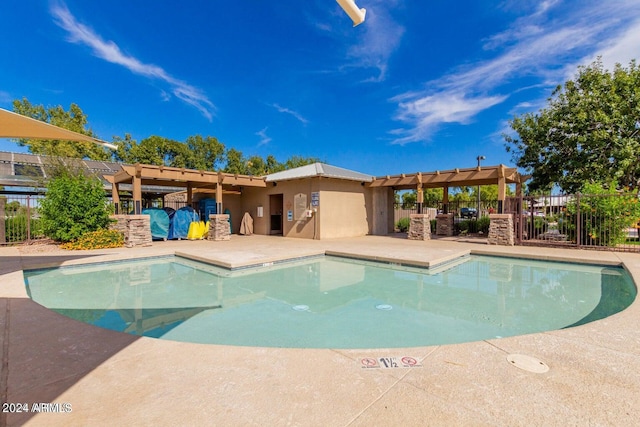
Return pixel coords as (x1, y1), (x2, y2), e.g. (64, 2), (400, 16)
(272, 104), (309, 125)
(346, 0), (405, 82)
(391, 0), (640, 145)
(255, 127), (272, 146)
(50, 1), (215, 120)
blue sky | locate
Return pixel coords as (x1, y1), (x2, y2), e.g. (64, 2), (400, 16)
(1, 0), (639, 176)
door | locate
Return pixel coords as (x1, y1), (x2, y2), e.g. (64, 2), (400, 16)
(269, 194), (283, 235)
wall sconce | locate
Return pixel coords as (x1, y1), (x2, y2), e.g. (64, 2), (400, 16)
(336, 0), (366, 27)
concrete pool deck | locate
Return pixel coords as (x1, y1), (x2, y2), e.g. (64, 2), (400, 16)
(1, 235), (640, 426)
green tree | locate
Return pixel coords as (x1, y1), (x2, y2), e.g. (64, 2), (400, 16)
(111, 133), (137, 163)
(505, 59), (640, 193)
(183, 135), (225, 171)
(266, 155), (284, 173)
(224, 148), (248, 174)
(401, 191), (417, 208)
(39, 165), (113, 242)
(247, 155), (268, 176)
(283, 155), (321, 169)
(12, 98), (109, 160)
(124, 135), (187, 167)
(423, 188), (443, 206)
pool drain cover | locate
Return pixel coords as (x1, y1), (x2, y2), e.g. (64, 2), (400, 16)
(375, 304), (393, 311)
(506, 354), (549, 373)
(292, 305), (309, 311)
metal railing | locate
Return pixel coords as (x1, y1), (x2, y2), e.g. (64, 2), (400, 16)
(505, 194), (640, 252)
(0, 194), (46, 245)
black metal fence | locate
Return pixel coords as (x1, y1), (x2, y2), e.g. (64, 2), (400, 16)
(0, 194), (46, 245)
(505, 194), (640, 252)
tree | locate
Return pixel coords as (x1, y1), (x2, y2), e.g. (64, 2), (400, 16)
(183, 135), (225, 171)
(223, 151), (321, 175)
(12, 98), (109, 160)
(224, 148), (248, 174)
(283, 155), (321, 169)
(505, 59), (640, 193)
(111, 133), (137, 163)
(39, 164), (113, 242)
(401, 191), (416, 208)
(123, 135), (187, 167)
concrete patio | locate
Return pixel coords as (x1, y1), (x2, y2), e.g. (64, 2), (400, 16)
(1, 235), (639, 426)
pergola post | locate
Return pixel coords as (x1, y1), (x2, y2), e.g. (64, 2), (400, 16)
(216, 172), (223, 214)
(133, 165), (142, 214)
(416, 172), (423, 214)
(497, 165), (506, 214)
(186, 182), (193, 209)
(442, 186), (449, 214)
(111, 182), (120, 214)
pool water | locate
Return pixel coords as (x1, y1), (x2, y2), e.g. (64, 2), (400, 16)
(24, 255), (636, 349)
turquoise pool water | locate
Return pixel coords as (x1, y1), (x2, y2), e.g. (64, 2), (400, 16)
(24, 255), (636, 349)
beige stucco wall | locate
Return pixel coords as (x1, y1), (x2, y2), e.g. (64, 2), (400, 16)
(241, 179), (318, 239)
(318, 180), (371, 239)
(240, 177), (372, 239)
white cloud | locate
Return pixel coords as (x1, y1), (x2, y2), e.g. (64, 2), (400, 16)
(255, 127), (272, 146)
(272, 104), (309, 125)
(391, 92), (507, 145)
(314, 0), (404, 82)
(0, 90), (12, 104)
(390, 0), (640, 144)
(50, 1), (215, 120)
(347, 1), (404, 82)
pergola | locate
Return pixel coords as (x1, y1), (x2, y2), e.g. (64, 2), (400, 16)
(370, 164), (528, 213)
(105, 164), (267, 214)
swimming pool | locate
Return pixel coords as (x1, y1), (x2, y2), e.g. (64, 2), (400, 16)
(24, 255), (636, 349)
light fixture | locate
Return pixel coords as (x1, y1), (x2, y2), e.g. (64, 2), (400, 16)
(336, 0), (366, 27)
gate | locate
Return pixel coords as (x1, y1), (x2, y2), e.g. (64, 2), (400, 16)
(0, 194), (46, 245)
(505, 194), (640, 252)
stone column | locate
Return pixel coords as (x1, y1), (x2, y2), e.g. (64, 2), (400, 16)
(436, 213), (454, 236)
(208, 214), (231, 241)
(487, 214), (514, 246)
(408, 214), (431, 240)
(110, 214), (152, 247)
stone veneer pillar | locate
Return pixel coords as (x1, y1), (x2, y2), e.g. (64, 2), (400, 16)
(110, 214), (152, 247)
(487, 214), (514, 246)
(436, 213), (454, 236)
(208, 214), (231, 241)
(408, 214), (431, 240)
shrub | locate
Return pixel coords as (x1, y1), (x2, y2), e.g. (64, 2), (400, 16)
(396, 217), (410, 232)
(477, 216), (491, 234)
(4, 215), (44, 242)
(457, 220), (470, 234)
(40, 170), (113, 243)
(61, 228), (124, 250)
(565, 182), (640, 247)
(430, 219), (437, 232)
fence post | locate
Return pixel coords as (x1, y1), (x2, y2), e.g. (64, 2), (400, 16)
(575, 192), (581, 248)
(26, 195), (31, 242)
(0, 197), (5, 244)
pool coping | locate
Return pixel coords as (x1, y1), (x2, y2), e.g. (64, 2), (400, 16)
(2, 235), (640, 426)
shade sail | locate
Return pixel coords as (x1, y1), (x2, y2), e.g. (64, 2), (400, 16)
(0, 107), (117, 149)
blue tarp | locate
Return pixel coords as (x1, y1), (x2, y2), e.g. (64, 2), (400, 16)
(142, 208), (170, 240)
(163, 207), (176, 238)
(168, 206), (200, 239)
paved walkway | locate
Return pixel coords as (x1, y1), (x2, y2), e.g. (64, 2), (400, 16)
(1, 235), (640, 426)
